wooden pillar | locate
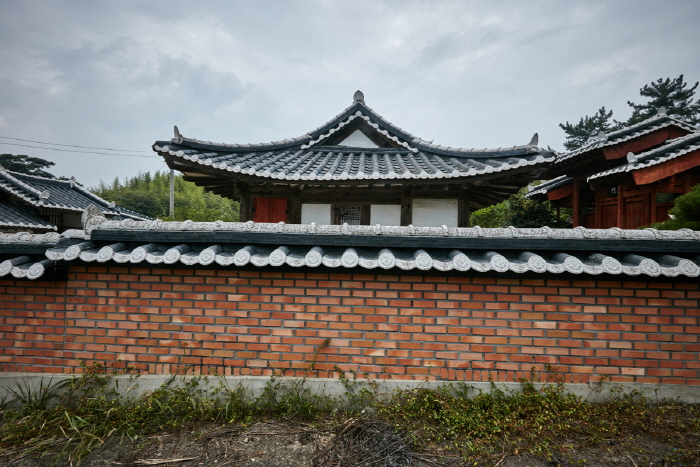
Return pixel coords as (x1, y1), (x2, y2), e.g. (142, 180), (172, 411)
(400, 187), (412, 226)
(594, 190), (601, 229)
(650, 190), (657, 225)
(290, 188), (302, 224)
(458, 186), (471, 227)
(238, 183), (251, 222)
(616, 184), (624, 228)
(572, 177), (580, 227)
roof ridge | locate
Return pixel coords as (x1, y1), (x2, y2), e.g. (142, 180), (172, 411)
(632, 129), (700, 163)
(0, 166), (49, 205)
(558, 112), (697, 162)
(158, 93), (550, 157)
(82, 216), (700, 241)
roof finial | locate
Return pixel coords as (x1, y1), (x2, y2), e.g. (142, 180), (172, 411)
(353, 90), (365, 105)
(657, 106), (667, 115)
(528, 133), (538, 146)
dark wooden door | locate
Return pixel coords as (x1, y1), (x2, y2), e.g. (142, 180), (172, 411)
(253, 197), (287, 223)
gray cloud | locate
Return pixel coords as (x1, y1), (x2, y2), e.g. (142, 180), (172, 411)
(1, 0), (700, 187)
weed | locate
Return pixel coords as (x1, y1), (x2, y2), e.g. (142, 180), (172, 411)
(0, 364), (697, 465)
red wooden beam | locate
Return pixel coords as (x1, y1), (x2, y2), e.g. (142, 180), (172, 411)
(632, 150), (700, 186)
(547, 183), (573, 201)
(602, 127), (689, 160)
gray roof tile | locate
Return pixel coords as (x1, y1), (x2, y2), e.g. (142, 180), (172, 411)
(588, 131), (700, 182)
(556, 112), (696, 165)
(0, 201), (56, 230)
(155, 97), (555, 182)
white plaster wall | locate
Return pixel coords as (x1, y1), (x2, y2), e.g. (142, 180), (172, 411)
(301, 204), (332, 224)
(370, 205), (401, 226)
(412, 199), (458, 227)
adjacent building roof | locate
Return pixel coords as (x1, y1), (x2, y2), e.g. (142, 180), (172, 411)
(527, 110), (700, 199)
(0, 167), (151, 232)
(555, 109), (696, 167)
(0, 167), (123, 214)
(524, 176), (571, 199)
(588, 130), (700, 183)
(154, 91), (555, 203)
(0, 200), (56, 231)
(2, 207), (699, 280)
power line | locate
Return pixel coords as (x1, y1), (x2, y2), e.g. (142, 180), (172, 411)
(0, 135), (152, 152)
(0, 141), (159, 158)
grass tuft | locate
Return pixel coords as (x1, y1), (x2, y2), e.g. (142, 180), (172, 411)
(0, 364), (698, 465)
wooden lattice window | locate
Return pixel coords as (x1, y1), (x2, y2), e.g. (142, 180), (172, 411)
(333, 204), (369, 225)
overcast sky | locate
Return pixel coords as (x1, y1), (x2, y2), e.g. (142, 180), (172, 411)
(1, 0), (700, 188)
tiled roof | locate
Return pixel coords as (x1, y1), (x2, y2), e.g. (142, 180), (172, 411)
(0, 201), (56, 230)
(2, 209), (700, 280)
(556, 111), (696, 165)
(44, 239), (699, 277)
(0, 168), (122, 214)
(154, 92), (555, 183)
(44, 216), (700, 278)
(0, 231), (61, 280)
(524, 176), (572, 198)
(154, 144), (554, 182)
(588, 131), (700, 182)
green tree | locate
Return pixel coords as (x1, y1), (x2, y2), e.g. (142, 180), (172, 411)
(93, 171), (239, 222)
(559, 107), (619, 151)
(469, 201), (509, 228)
(650, 184), (700, 231)
(625, 75), (700, 126)
(0, 154), (57, 178)
(470, 187), (567, 228)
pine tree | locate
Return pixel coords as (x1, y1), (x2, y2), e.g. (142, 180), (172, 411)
(558, 107), (619, 151)
(0, 154), (57, 178)
(625, 75), (700, 126)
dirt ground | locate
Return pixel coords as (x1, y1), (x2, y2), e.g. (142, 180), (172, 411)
(3, 418), (695, 467)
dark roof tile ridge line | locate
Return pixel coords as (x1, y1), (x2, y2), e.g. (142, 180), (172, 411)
(0, 166), (50, 206)
(0, 231), (61, 244)
(630, 130), (700, 163)
(301, 107), (420, 153)
(161, 101), (368, 152)
(84, 217), (700, 241)
(525, 176), (572, 197)
(0, 201), (57, 230)
(2, 167), (123, 214)
(345, 103), (552, 158)
(113, 205), (154, 220)
(166, 132), (312, 152)
(157, 99), (553, 159)
(59, 179), (124, 214)
(557, 113), (697, 163)
(587, 130), (700, 182)
(0, 220), (55, 230)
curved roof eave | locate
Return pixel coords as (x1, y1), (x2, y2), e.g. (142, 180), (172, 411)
(156, 93), (552, 160)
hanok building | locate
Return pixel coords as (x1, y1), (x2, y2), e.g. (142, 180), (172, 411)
(528, 108), (700, 229)
(154, 91), (556, 227)
(0, 166), (148, 233)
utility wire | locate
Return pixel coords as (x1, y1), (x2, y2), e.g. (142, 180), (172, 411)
(0, 141), (159, 158)
(0, 135), (152, 152)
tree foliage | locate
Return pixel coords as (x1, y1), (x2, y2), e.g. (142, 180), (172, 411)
(626, 75), (700, 126)
(93, 171), (239, 222)
(560, 75), (700, 150)
(470, 187), (568, 228)
(650, 184), (700, 231)
(0, 154), (57, 178)
(559, 107), (620, 151)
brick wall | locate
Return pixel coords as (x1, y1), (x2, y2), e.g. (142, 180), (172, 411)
(1, 265), (699, 385)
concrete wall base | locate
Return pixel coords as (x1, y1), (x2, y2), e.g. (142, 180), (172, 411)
(1, 373), (698, 404)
